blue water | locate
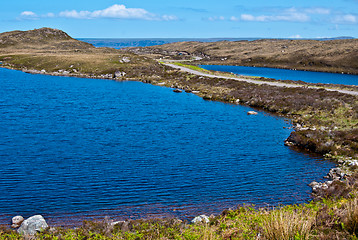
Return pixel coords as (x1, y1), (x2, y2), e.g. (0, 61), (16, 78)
(201, 65), (358, 86)
(0, 67), (334, 225)
(79, 38), (259, 49)
(79, 37), (355, 49)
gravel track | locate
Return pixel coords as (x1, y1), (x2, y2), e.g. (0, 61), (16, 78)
(163, 62), (358, 96)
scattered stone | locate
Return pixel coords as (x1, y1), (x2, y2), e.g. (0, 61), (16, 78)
(325, 168), (345, 180)
(348, 160), (358, 166)
(114, 71), (126, 78)
(111, 220), (126, 226)
(18, 215), (48, 236)
(247, 111), (258, 115)
(191, 215), (209, 224)
(11, 216), (24, 228)
(235, 99), (241, 104)
(119, 57), (131, 63)
(173, 89), (183, 93)
(112, 221), (130, 232)
(100, 73), (113, 79)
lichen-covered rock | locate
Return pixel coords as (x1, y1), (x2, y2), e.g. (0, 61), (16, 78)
(18, 215), (48, 236)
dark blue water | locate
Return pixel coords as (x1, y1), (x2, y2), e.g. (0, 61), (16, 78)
(0, 67), (334, 225)
(201, 65), (358, 86)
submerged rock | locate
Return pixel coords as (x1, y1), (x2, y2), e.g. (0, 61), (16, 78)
(18, 215), (48, 236)
(247, 111), (258, 115)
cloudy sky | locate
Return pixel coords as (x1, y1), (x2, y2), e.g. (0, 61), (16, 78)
(1, 0), (358, 38)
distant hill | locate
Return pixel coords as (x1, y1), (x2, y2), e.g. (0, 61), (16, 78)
(0, 28), (94, 50)
(140, 38), (358, 74)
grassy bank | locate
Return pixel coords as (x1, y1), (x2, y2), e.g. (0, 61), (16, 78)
(3, 187), (358, 239)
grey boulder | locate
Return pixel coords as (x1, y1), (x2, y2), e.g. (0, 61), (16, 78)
(18, 215), (48, 236)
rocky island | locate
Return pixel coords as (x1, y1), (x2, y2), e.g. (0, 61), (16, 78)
(1, 28), (358, 239)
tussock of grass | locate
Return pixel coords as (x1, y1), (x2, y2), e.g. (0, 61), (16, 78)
(262, 209), (314, 240)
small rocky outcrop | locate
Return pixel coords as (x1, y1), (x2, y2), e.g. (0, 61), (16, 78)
(17, 215), (49, 236)
(191, 215), (209, 224)
(324, 168), (345, 180)
(11, 216), (24, 228)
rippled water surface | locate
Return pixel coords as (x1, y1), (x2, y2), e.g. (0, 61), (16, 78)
(201, 65), (358, 86)
(0, 68), (335, 225)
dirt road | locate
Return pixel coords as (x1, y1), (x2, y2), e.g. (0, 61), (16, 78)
(162, 62), (358, 96)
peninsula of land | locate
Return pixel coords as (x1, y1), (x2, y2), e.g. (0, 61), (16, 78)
(1, 28), (358, 239)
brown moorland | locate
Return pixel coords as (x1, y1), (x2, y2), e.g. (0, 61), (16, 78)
(126, 38), (358, 75)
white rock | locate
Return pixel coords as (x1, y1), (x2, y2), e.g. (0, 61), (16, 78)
(191, 215), (209, 224)
(247, 111), (258, 115)
(18, 215), (48, 236)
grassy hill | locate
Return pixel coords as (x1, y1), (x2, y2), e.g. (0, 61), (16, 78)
(0, 27), (94, 50)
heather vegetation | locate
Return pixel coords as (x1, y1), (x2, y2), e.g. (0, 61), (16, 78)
(0, 28), (358, 239)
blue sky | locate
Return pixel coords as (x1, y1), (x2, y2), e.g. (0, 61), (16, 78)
(1, 0), (357, 38)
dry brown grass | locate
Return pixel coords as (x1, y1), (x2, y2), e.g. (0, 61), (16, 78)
(261, 209), (315, 240)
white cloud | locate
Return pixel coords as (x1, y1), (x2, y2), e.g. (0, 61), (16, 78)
(230, 16), (239, 21)
(44, 13), (55, 18)
(19, 4), (177, 21)
(224, 7), (333, 23)
(59, 5), (156, 20)
(238, 10), (310, 23)
(290, 34), (302, 38)
(304, 7), (331, 15)
(208, 16), (225, 21)
(162, 15), (179, 21)
(19, 11), (38, 19)
(240, 14), (256, 21)
(333, 14), (358, 24)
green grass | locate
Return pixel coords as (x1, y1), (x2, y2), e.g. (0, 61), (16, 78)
(171, 62), (211, 72)
(4, 194), (358, 239)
